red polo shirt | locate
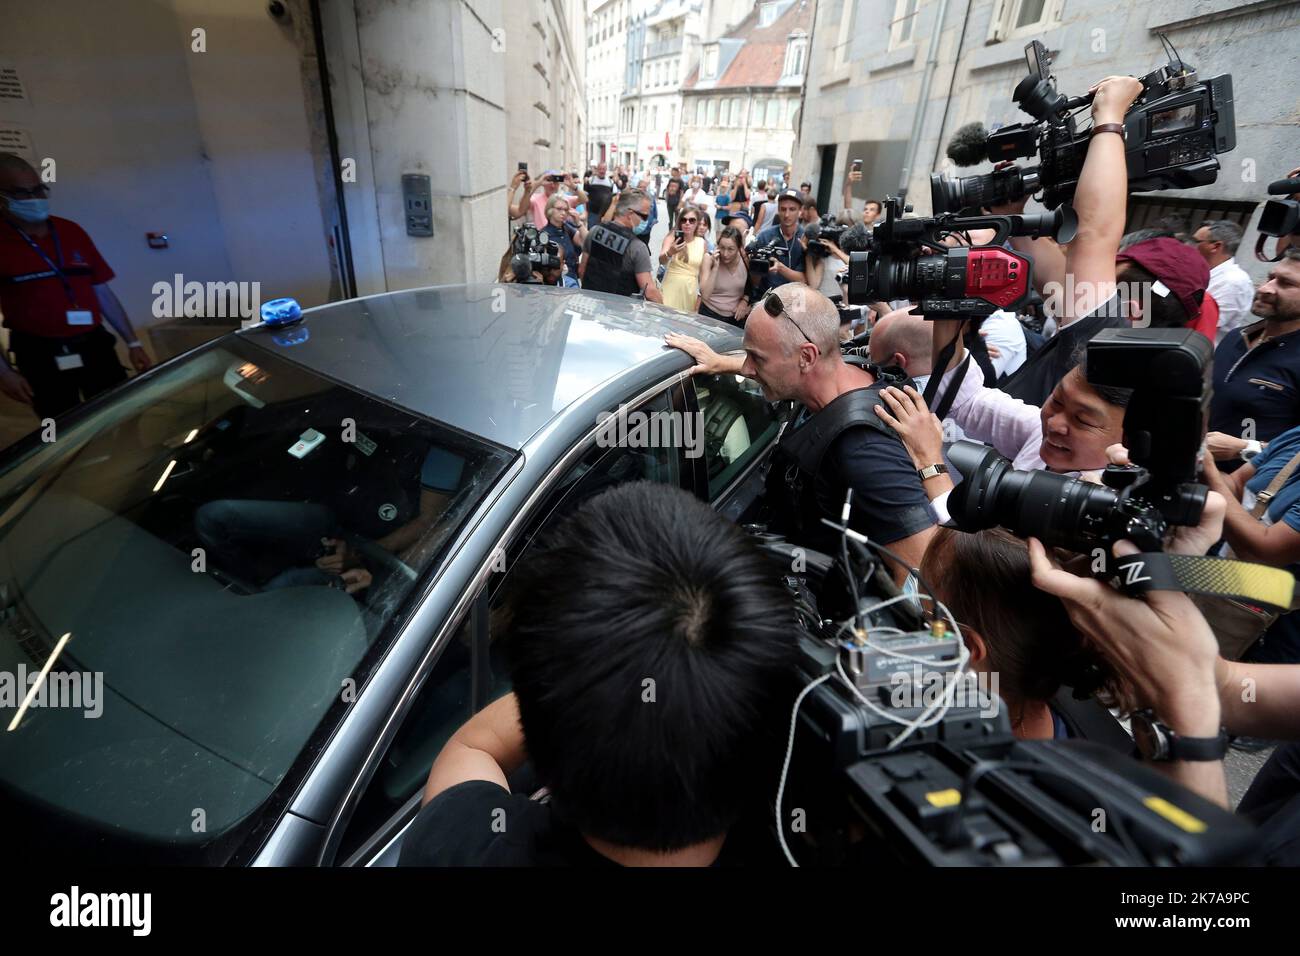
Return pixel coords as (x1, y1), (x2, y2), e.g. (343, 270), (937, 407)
(1186, 290), (1219, 341)
(0, 216), (114, 338)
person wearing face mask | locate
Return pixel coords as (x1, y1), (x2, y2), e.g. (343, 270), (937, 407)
(578, 189), (663, 302)
(0, 152), (152, 418)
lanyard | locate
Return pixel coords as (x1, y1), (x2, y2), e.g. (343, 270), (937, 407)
(6, 219), (79, 307)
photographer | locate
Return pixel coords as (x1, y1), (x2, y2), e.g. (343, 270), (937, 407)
(399, 482), (794, 866)
(579, 190), (663, 302)
(990, 76), (1143, 406)
(667, 284), (936, 582)
(749, 190), (808, 294)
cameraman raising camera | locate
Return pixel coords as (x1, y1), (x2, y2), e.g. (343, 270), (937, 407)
(749, 190), (808, 295)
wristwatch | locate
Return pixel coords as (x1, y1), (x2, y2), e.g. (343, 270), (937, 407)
(1091, 122), (1126, 139)
(1240, 439), (1264, 463)
(917, 462), (949, 482)
(1130, 709), (1229, 763)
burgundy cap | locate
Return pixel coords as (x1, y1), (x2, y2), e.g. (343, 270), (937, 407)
(1115, 237), (1209, 323)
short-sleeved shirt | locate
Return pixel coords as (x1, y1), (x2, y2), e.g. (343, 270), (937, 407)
(1244, 425), (1300, 534)
(581, 226), (654, 279)
(0, 216), (114, 338)
(814, 425), (936, 545)
(751, 223), (806, 292)
(585, 177), (618, 221)
(529, 190), (552, 229)
(1210, 320), (1300, 449)
(543, 222), (581, 277)
(999, 295), (1124, 407)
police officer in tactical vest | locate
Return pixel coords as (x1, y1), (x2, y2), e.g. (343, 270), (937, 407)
(666, 284), (937, 582)
(579, 189), (663, 302)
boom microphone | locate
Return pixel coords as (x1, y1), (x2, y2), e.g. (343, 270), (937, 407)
(1268, 177), (1300, 195)
(946, 122), (991, 167)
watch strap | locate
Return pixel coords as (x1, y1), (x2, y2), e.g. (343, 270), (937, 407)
(1091, 122), (1126, 138)
(917, 463), (948, 481)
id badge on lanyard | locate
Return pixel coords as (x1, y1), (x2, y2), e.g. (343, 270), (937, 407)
(9, 221), (90, 326)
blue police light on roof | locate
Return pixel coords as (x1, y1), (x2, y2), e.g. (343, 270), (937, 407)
(260, 297), (303, 327)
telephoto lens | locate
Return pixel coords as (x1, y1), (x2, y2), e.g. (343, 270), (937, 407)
(945, 440), (1171, 553)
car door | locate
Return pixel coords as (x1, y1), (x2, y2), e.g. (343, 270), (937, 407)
(684, 372), (793, 524)
(332, 380), (692, 866)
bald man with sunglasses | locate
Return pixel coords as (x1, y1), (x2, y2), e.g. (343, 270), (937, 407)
(666, 284), (936, 581)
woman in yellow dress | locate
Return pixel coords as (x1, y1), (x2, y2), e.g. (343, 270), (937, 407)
(659, 204), (707, 313)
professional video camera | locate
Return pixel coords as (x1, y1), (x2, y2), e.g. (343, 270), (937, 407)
(803, 215), (847, 258)
(1256, 174), (1300, 261)
(948, 328), (1210, 554)
(747, 497), (1256, 866)
(509, 223), (564, 283)
(746, 238), (788, 274)
(931, 38), (1236, 213)
(841, 195), (1077, 319)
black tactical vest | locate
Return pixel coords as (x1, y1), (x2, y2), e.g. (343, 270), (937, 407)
(765, 367), (913, 554)
(581, 221), (640, 296)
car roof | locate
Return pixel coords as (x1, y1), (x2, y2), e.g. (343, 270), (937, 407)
(239, 284), (743, 450)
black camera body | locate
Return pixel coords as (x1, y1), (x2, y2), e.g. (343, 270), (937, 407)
(510, 223), (564, 282)
(948, 327), (1212, 554)
(932, 40), (1236, 213)
(842, 196), (1076, 319)
(746, 238), (787, 274)
(804, 216), (847, 259)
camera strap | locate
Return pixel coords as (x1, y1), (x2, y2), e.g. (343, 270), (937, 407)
(922, 323), (971, 422)
(1110, 552), (1296, 614)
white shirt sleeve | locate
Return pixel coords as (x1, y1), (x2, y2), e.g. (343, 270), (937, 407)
(1210, 261), (1257, 346)
(937, 359), (1045, 470)
(978, 310), (1028, 379)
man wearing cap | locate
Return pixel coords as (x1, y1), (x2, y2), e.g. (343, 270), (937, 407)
(1191, 220), (1257, 345)
(0, 152), (151, 419)
(748, 190), (808, 296)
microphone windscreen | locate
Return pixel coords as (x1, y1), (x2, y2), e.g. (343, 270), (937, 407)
(1267, 177), (1300, 195)
(946, 122), (990, 167)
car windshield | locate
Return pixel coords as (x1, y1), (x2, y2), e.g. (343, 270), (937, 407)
(0, 338), (514, 862)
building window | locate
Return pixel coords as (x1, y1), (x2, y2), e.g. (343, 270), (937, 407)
(788, 99), (800, 129)
(703, 44), (719, 78)
(765, 98), (779, 128)
(784, 31), (808, 77)
(759, 1), (779, 28)
(721, 99), (731, 127)
(751, 97), (765, 125)
(732, 98), (743, 127)
(707, 98), (718, 125)
(834, 0), (860, 70)
(987, 0), (1063, 43)
(888, 0), (918, 49)
(696, 99), (706, 125)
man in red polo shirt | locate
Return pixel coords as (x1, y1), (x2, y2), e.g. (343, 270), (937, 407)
(0, 153), (151, 419)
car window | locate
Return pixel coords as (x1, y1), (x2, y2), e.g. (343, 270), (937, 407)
(0, 340), (514, 864)
(338, 387), (684, 862)
(694, 373), (782, 499)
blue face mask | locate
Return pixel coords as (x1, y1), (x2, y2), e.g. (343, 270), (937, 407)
(633, 217), (651, 236)
(4, 197), (49, 223)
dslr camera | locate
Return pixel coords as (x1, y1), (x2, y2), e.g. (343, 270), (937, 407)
(932, 39), (1236, 212)
(842, 195), (1077, 320)
(509, 224), (564, 283)
(948, 327), (1212, 554)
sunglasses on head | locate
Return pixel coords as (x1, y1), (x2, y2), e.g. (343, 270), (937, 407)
(762, 291), (815, 346)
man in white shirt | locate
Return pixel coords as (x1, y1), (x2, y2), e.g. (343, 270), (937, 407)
(1192, 220), (1256, 345)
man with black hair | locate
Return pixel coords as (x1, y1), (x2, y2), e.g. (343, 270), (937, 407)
(399, 482), (794, 866)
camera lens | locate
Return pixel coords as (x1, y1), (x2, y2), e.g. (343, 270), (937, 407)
(947, 440), (1120, 551)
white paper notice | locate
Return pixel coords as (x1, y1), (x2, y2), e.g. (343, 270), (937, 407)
(0, 125), (37, 165)
(0, 60), (28, 102)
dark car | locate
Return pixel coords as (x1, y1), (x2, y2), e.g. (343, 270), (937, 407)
(0, 284), (788, 865)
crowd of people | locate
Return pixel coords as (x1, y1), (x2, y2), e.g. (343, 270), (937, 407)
(402, 73), (1300, 867)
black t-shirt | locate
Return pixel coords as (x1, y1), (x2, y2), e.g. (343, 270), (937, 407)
(999, 295), (1124, 407)
(814, 426), (935, 546)
(398, 780), (758, 866)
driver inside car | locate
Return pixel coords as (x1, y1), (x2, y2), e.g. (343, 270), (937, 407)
(195, 445), (464, 595)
